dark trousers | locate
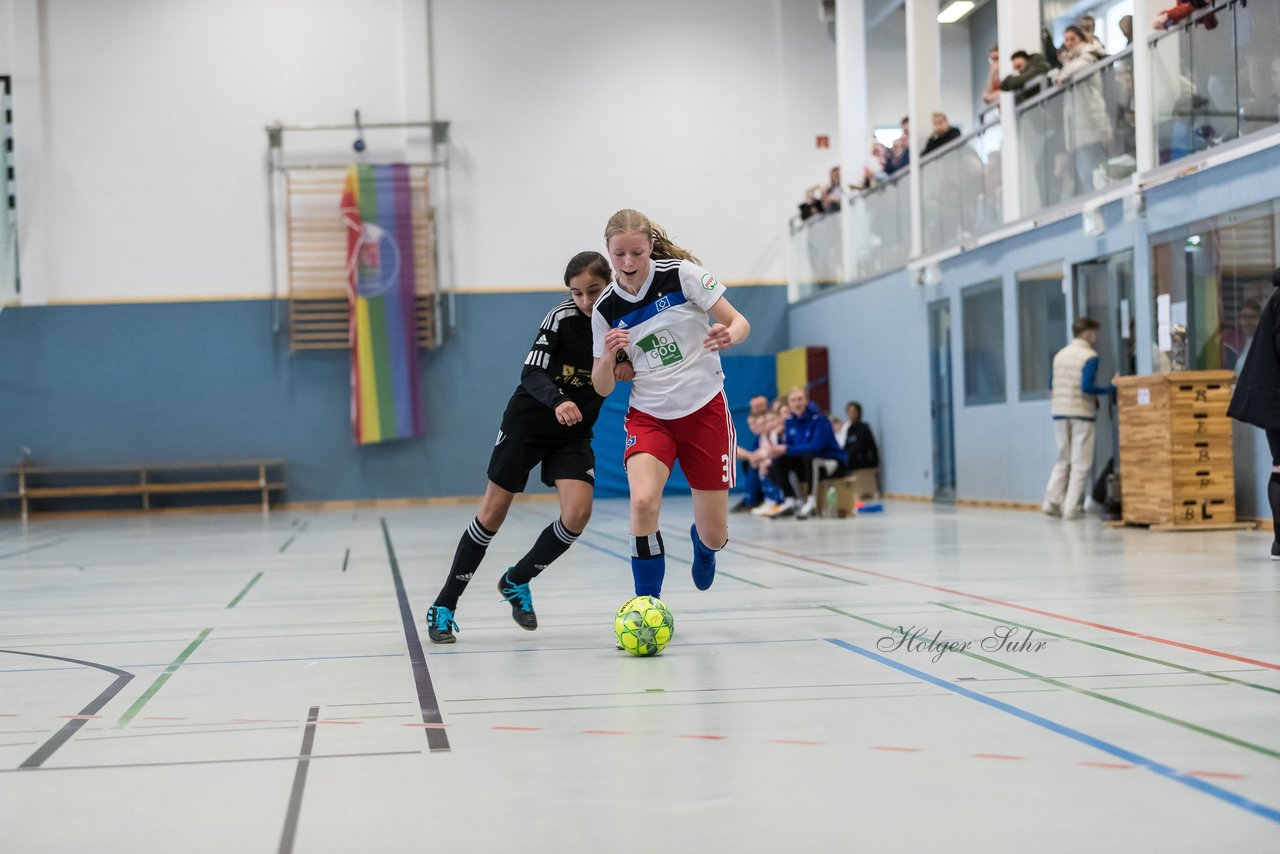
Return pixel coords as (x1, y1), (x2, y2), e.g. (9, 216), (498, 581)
(769, 454), (847, 500)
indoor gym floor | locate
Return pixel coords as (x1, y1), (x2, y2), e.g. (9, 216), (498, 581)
(1, 497), (1277, 852)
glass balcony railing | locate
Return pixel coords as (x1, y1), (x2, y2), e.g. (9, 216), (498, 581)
(1017, 47), (1137, 213)
(788, 209), (843, 300)
(848, 169), (910, 282)
(920, 119), (1003, 256)
(1151, 0), (1280, 166)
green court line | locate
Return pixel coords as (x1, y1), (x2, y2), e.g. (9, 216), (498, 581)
(279, 536), (296, 553)
(226, 572), (264, 609)
(723, 545), (867, 586)
(935, 601), (1280, 696)
(114, 628), (213, 729)
(822, 605), (1280, 761)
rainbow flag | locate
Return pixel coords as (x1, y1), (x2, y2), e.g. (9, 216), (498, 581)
(340, 163), (423, 445)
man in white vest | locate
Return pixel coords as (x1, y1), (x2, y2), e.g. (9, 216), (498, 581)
(1043, 317), (1118, 519)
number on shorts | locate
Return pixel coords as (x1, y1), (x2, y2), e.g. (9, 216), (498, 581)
(720, 453), (730, 483)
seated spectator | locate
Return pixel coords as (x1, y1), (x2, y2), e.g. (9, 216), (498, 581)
(982, 46), (1001, 105)
(883, 117), (910, 175)
(1000, 50), (1052, 102)
(1155, 0), (1216, 31)
(922, 112), (962, 156)
(835, 401), (880, 471)
(766, 387), (848, 520)
(733, 412), (786, 513)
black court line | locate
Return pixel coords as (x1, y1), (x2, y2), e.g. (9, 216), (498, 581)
(0, 750), (420, 774)
(379, 518), (449, 752)
(277, 706), (318, 854)
(0, 649), (134, 769)
(0, 540), (66, 561)
(341, 548), (350, 572)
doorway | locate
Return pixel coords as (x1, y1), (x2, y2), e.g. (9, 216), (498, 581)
(1072, 250), (1135, 480)
(928, 298), (956, 503)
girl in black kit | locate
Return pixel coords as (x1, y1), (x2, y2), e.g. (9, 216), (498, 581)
(426, 251), (634, 642)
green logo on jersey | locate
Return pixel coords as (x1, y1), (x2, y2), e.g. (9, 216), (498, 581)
(700, 272), (720, 290)
(637, 329), (684, 368)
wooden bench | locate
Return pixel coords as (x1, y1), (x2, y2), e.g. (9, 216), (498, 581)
(4, 460), (285, 521)
(816, 468), (881, 518)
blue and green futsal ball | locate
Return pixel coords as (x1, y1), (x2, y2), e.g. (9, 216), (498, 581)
(614, 596), (675, 656)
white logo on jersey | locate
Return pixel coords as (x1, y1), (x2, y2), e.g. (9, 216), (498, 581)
(454, 573), (473, 581)
(586, 468), (594, 477)
(495, 430), (506, 446)
(535, 334), (549, 346)
(616, 320), (628, 329)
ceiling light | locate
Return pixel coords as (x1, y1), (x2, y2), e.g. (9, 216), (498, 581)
(938, 1), (976, 23)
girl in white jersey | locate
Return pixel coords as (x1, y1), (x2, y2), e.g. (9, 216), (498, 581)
(591, 209), (751, 601)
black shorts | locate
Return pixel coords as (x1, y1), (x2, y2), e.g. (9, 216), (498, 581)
(486, 430), (596, 493)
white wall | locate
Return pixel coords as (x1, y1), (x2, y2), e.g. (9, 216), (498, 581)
(3, 0), (838, 301)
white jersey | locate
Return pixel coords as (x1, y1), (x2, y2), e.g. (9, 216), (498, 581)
(591, 258), (727, 419)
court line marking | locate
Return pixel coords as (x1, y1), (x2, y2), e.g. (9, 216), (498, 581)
(380, 518), (449, 753)
(114, 628), (213, 728)
(2, 652), (403, 674)
(279, 536), (296, 553)
(823, 606), (1280, 760)
(935, 602), (1280, 696)
(0, 750), (421, 774)
(341, 548), (350, 572)
(0, 649), (134, 769)
(0, 540), (67, 561)
(739, 538), (1280, 671)
(226, 572), (264, 609)
(826, 637), (1280, 826)
(277, 706), (318, 854)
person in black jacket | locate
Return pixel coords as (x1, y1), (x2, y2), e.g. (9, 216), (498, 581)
(425, 252), (635, 642)
(837, 401), (881, 472)
(1227, 266), (1280, 559)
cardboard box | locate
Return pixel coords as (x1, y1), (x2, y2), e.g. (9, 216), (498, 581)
(816, 469), (880, 518)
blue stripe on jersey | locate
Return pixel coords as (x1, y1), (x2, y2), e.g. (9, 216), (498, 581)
(610, 290), (689, 330)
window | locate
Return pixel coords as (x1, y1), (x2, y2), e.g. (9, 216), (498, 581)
(1016, 263), (1067, 400)
(1151, 200), (1279, 374)
(962, 279), (1006, 405)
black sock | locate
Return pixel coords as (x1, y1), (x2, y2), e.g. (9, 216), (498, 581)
(434, 517), (496, 609)
(1269, 473), (1280, 543)
(507, 518), (580, 584)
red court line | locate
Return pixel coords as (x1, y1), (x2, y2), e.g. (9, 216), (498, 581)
(1189, 770), (1247, 780)
(973, 753), (1025, 760)
(743, 540), (1280, 670)
(1079, 761), (1134, 769)
(583, 729), (632, 735)
(403, 722), (448, 729)
(871, 745), (923, 752)
(316, 720), (362, 725)
(679, 734), (727, 740)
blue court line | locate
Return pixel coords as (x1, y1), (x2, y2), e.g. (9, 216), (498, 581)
(825, 638), (1280, 826)
(0, 652), (402, 673)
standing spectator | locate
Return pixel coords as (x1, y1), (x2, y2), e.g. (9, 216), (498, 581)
(884, 117), (911, 175)
(822, 165), (844, 213)
(1052, 26), (1109, 194)
(836, 401), (880, 471)
(1042, 317), (1118, 520)
(1119, 15), (1134, 47)
(982, 46), (1002, 105)
(769, 387), (848, 520)
(1154, 0), (1216, 31)
(1226, 266), (1280, 559)
(1078, 14), (1106, 52)
(1001, 50), (1052, 102)
(922, 112), (962, 156)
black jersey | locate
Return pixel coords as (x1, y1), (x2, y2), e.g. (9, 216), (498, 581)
(499, 298), (603, 441)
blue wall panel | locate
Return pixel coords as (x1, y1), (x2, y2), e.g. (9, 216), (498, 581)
(0, 284), (789, 505)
